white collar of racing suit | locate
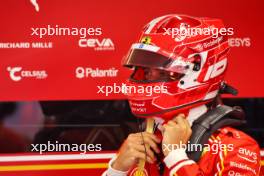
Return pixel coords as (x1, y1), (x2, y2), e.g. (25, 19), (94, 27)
(154, 105), (208, 131)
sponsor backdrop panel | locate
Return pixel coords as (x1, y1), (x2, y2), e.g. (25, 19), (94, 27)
(0, 0), (263, 100)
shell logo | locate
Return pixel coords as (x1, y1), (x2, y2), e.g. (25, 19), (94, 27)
(130, 167), (148, 176)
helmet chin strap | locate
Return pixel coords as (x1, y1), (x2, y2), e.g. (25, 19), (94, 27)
(153, 104), (208, 129)
(137, 118), (155, 173)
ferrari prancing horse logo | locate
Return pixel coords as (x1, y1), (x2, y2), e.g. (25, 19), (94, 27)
(141, 36), (151, 45)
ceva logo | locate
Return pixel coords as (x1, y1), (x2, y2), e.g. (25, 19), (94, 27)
(7, 67), (48, 82)
(78, 38), (115, 51)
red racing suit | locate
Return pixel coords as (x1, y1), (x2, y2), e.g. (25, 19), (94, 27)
(104, 127), (261, 176)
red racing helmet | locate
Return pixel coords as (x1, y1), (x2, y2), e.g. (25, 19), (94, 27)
(122, 14), (231, 119)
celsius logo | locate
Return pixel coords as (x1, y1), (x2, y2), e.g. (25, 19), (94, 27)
(78, 38), (115, 51)
(7, 67), (48, 82)
(30, 0), (40, 12)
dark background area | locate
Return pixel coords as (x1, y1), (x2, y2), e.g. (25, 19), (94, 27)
(0, 99), (263, 153)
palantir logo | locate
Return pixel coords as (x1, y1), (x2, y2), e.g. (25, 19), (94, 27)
(7, 66), (48, 82)
(75, 67), (118, 79)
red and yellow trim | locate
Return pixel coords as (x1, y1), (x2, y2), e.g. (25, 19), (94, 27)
(0, 163), (108, 172)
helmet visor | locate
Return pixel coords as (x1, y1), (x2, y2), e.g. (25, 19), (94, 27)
(130, 66), (184, 82)
(123, 46), (192, 74)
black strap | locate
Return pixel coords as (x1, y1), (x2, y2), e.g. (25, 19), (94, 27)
(187, 105), (246, 162)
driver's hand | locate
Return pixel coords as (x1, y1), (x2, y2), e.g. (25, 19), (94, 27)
(112, 132), (161, 171)
(161, 114), (192, 156)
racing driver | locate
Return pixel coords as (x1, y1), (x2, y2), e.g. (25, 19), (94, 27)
(103, 14), (261, 176)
